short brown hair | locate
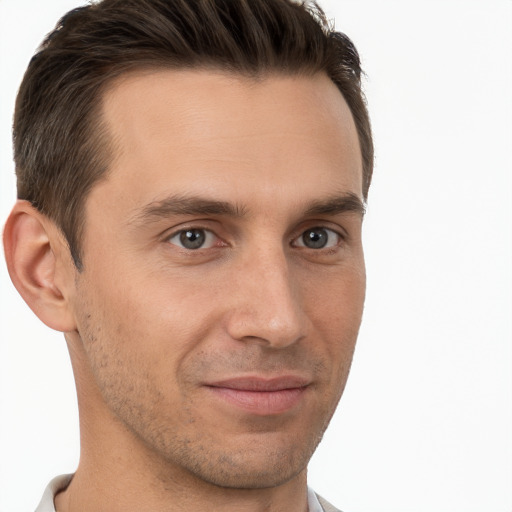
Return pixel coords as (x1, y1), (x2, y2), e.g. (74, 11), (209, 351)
(14, 0), (373, 269)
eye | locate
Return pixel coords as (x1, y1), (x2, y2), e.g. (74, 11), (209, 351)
(167, 228), (217, 250)
(294, 227), (341, 250)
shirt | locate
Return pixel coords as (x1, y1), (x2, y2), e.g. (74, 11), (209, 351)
(35, 474), (330, 512)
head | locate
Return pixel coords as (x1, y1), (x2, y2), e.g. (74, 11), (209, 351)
(5, 0), (373, 497)
(13, 0), (373, 270)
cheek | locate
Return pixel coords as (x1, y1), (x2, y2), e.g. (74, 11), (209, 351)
(74, 263), (224, 393)
(304, 260), (366, 332)
(302, 262), (365, 380)
(72, 277), (188, 422)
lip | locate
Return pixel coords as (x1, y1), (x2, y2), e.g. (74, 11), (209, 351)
(204, 376), (310, 416)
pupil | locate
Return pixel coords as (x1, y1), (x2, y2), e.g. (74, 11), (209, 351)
(303, 228), (327, 249)
(180, 229), (205, 249)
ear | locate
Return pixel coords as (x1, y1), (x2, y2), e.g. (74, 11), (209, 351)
(3, 200), (77, 332)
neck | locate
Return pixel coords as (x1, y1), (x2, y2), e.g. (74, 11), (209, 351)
(55, 467), (309, 512)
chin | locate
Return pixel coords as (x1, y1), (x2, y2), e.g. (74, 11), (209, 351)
(189, 458), (307, 490)
(163, 435), (318, 490)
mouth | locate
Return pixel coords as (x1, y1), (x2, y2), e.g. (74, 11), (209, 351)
(204, 376), (310, 416)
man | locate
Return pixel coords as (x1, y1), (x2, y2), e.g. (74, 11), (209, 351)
(3, 0), (373, 510)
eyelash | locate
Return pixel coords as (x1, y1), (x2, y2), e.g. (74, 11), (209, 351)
(165, 226), (344, 252)
(292, 227), (343, 251)
(166, 228), (225, 250)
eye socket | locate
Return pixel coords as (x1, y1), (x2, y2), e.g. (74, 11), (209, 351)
(294, 227), (342, 250)
(167, 228), (217, 250)
(168, 227), (341, 251)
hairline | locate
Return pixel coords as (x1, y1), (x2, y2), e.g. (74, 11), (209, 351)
(70, 64), (364, 270)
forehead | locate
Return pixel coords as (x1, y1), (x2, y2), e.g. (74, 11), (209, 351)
(93, 69), (363, 215)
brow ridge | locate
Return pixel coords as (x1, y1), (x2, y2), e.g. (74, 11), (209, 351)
(130, 194), (247, 224)
(130, 191), (365, 226)
(304, 192), (366, 217)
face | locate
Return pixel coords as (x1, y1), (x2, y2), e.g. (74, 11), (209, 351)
(69, 70), (366, 489)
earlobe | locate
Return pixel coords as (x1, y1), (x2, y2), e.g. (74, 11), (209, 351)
(3, 200), (77, 332)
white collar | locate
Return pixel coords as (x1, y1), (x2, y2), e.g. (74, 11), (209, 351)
(35, 474), (327, 512)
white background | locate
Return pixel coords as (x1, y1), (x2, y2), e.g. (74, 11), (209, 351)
(1, 1), (511, 511)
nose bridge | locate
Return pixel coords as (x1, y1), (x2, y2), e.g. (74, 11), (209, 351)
(226, 244), (306, 348)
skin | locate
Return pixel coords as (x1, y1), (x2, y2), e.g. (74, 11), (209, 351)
(4, 70), (365, 512)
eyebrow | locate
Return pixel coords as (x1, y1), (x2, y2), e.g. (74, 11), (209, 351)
(129, 195), (247, 225)
(304, 192), (366, 217)
(129, 191), (365, 226)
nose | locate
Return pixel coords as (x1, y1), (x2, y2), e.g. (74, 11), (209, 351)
(225, 248), (307, 349)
